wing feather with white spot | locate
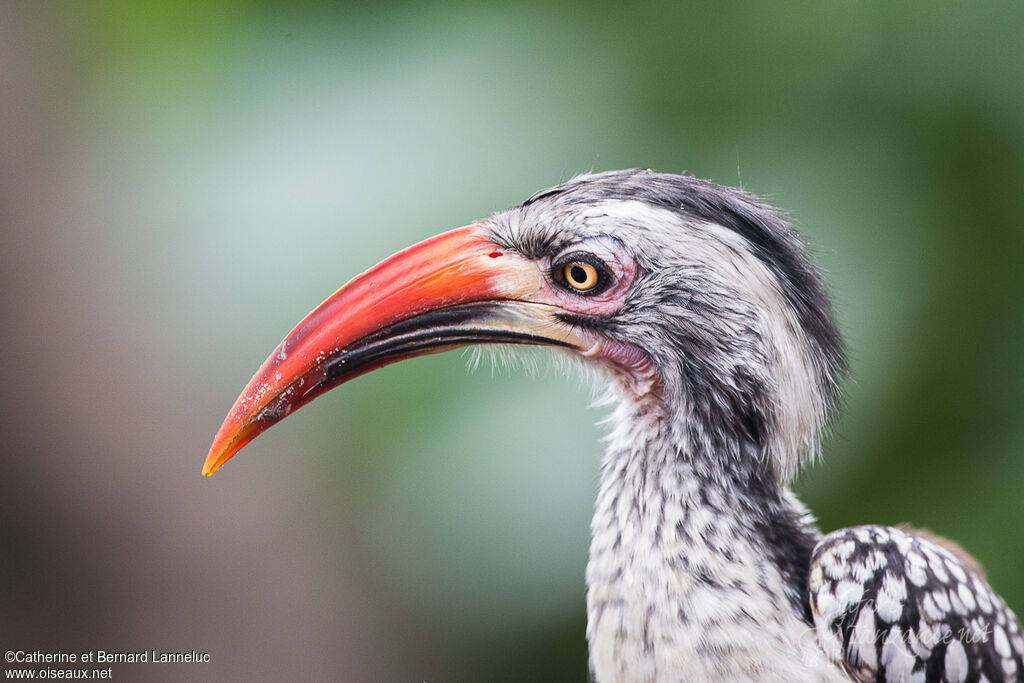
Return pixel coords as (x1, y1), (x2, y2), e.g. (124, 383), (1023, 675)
(809, 525), (1024, 683)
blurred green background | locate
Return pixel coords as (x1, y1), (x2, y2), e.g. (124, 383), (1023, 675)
(2, 1), (1022, 681)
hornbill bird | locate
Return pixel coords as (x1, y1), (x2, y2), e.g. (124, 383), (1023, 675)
(205, 169), (1023, 682)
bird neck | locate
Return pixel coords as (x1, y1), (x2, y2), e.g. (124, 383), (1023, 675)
(586, 401), (827, 682)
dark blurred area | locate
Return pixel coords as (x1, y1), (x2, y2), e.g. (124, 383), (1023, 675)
(1, 2), (1021, 681)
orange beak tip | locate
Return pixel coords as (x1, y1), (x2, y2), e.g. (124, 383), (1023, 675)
(201, 455), (219, 477)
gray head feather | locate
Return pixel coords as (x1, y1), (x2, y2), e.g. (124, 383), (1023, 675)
(486, 168), (847, 481)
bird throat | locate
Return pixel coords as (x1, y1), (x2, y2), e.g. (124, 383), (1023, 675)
(584, 404), (840, 683)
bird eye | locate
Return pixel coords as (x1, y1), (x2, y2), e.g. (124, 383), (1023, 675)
(552, 253), (612, 296)
(564, 261), (599, 291)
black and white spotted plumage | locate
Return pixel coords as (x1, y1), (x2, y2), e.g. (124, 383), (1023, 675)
(810, 525), (1024, 682)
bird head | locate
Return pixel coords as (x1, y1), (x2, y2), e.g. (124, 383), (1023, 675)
(204, 169), (845, 482)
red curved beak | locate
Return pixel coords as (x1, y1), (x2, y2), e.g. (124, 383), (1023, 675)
(203, 223), (581, 476)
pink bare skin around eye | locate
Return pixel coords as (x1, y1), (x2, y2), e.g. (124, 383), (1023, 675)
(540, 241), (639, 317)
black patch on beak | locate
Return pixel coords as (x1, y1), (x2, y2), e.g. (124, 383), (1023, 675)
(320, 302), (574, 384)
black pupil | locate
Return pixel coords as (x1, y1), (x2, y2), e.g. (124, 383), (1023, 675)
(570, 264), (589, 285)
